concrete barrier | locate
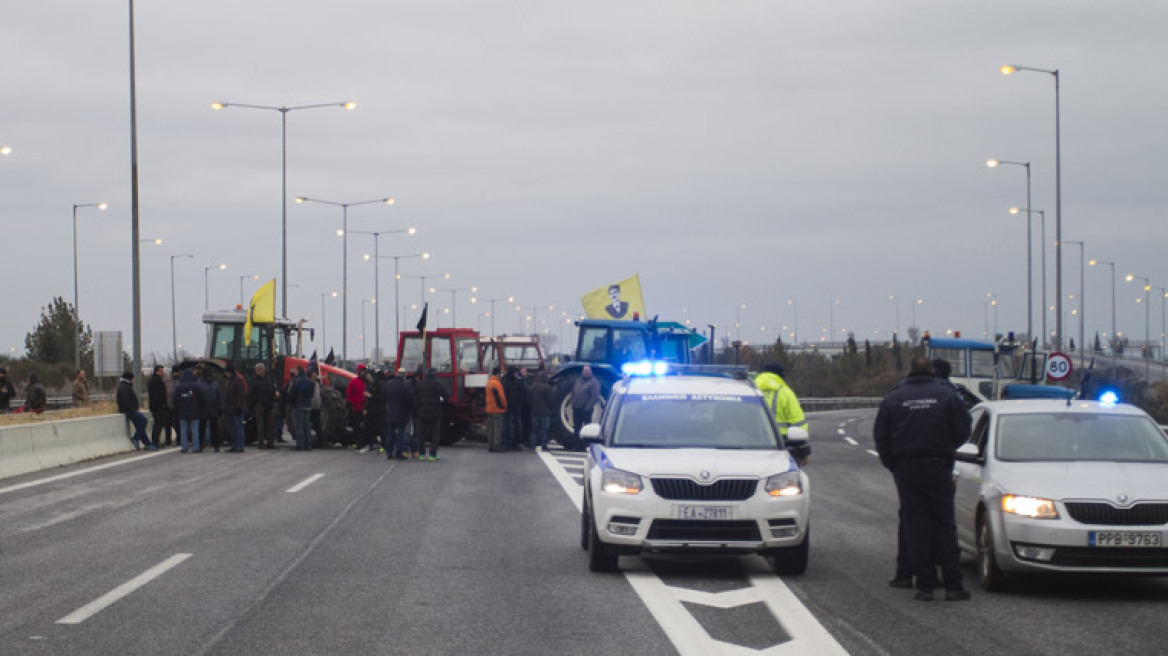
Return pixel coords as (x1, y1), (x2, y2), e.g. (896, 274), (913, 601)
(0, 413), (147, 480)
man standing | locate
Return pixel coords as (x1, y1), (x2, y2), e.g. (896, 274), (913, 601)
(358, 368), (387, 453)
(247, 363), (276, 449)
(116, 372), (156, 450)
(197, 367), (222, 452)
(569, 365), (600, 451)
(414, 369), (446, 460)
(384, 369), (415, 459)
(874, 356), (972, 602)
(502, 367), (526, 451)
(485, 366), (508, 452)
(174, 370), (204, 453)
(0, 367), (16, 413)
(148, 366), (173, 447)
(755, 363), (810, 465)
(287, 367), (315, 451)
(346, 364), (367, 444)
(528, 370), (555, 451)
(24, 373), (47, 413)
(224, 363), (247, 452)
(71, 369), (89, 406)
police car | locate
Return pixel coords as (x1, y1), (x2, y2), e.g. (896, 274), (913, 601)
(579, 363), (811, 574)
(955, 395), (1168, 590)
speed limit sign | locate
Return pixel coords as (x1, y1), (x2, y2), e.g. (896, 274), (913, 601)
(1047, 352), (1073, 381)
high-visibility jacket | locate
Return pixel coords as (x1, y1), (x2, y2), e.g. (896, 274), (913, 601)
(755, 372), (806, 435)
(485, 375), (508, 414)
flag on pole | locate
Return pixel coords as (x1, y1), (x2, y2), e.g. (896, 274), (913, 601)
(244, 278), (276, 346)
(581, 274), (646, 320)
(416, 302), (429, 340)
(308, 351), (318, 373)
(325, 348), (336, 365)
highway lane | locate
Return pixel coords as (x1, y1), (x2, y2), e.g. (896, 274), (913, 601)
(0, 414), (1166, 655)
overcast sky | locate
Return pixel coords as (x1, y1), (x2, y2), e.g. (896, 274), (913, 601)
(3, 1), (1166, 365)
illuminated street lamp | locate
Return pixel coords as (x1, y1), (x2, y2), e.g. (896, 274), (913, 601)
(1002, 63), (1062, 347)
(1126, 274), (1152, 366)
(1063, 240), (1085, 358)
(367, 252), (430, 349)
(72, 201), (108, 369)
(170, 254), (195, 362)
(399, 272), (450, 309)
(203, 263), (227, 310)
(1010, 207), (1047, 346)
(472, 296), (515, 337)
(361, 298), (376, 360)
(1089, 259), (1117, 351)
(295, 195), (396, 361)
(787, 299), (798, 343)
(350, 224), (416, 361)
(433, 286), (479, 328)
(990, 158), (1033, 341)
(735, 303), (747, 340)
(0, 146), (11, 155)
(212, 99), (356, 317)
(321, 291), (337, 354)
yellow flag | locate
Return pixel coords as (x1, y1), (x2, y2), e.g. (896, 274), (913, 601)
(581, 275), (646, 320)
(244, 278), (276, 346)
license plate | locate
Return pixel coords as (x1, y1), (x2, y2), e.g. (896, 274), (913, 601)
(676, 505), (734, 520)
(1089, 531), (1162, 548)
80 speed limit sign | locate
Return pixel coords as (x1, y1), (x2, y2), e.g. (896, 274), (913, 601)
(1047, 352), (1073, 381)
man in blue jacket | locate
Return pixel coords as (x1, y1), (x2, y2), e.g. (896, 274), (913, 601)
(173, 370), (205, 453)
(286, 367), (315, 451)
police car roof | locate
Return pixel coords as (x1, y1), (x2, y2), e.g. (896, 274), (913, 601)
(975, 399), (1150, 417)
(618, 374), (758, 397)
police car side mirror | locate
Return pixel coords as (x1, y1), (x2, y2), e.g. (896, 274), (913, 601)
(955, 442), (980, 463)
(785, 425), (809, 449)
(580, 423), (602, 444)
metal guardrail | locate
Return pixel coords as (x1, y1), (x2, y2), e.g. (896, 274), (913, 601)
(7, 393), (116, 412)
(800, 397), (882, 410)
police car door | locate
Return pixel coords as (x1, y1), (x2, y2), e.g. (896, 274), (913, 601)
(954, 408), (989, 552)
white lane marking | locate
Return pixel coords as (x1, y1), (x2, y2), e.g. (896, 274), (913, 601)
(57, 553), (192, 625)
(866, 449), (879, 457)
(836, 429), (845, 435)
(538, 450), (851, 656)
(844, 437), (858, 446)
(286, 473), (325, 493)
(0, 449), (177, 497)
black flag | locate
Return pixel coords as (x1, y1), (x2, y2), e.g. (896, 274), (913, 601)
(416, 302), (429, 338)
(324, 348), (336, 365)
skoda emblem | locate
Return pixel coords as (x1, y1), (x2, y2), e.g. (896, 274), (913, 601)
(699, 470), (712, 481)
(1116, 493), (1130, 504)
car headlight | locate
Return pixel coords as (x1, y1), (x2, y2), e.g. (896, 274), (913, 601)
(1001, 494), (1059, 519)
(764, 472), (803, 497)
(601, 468), (643, 495)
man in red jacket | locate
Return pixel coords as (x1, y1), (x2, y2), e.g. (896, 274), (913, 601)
(345, 364), (367, 448)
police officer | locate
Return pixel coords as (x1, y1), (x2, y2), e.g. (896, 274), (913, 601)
(874, 356), (971, 601)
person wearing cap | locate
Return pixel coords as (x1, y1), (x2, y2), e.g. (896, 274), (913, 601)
(0, 367), (18, 413)
(755, 362), (809, 465)
(117, 372), (156, 451)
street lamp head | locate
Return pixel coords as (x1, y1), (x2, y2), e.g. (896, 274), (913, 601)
(1001, 65), (1017, 75)
(153, 238), (162, 245)
(1089, 260), (1098, 266)
(421, 252), (431, 259)
(407, 226), (416, 235)
(1126, 274), (1135, 282)
(343, 102), (357, 110)
(97, 202), (109, 211)
(330, 291), (338, 298)
(1009, 207), (1021, 215)
(384, 198), (396, 205)
(295, 197), (307, 203)
(211, 102), (225, 110)
(218, 263), (227, 270)
(0, 146), (11, 155)
(986, 159), (1000, 168)
(363, 254), (371, 260)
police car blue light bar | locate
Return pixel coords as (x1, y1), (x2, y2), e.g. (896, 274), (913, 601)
(621, 360), (669, 376)
(1098, 390), (1119, 406)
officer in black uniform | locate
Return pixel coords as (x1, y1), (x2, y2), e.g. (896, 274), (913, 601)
(874, 356), (972, 601)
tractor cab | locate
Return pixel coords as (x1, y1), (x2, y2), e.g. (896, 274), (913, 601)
(204, 309), (300, 373)
(480, 335), (546, 374)
(396, 328), (484, 443)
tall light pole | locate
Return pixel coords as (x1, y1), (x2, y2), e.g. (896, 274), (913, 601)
(212, 100), (357, 317)
(984, 294), (998, 337)
(399, 272), (449, 311)
(360, 298), (375, 360)
(1010, 207), (1047, 346)
(990, 159), (1033, 342)
(294, 196), (396, 362)
(351, 224), (416, 361)
(433, 287), (479, 328)
(1126, 275), (1151, 369)
(320, 291), (337, 355)
(1089, 260), (1117, 351)
(129, 0), (143, 389)
(473, 296), (515, 337)
(888, 295), (900, 337)
(735, 303), (747, 340)
(1154, 287), (1168, 362)
(1002, 64), (1062, 348)
(1063, 240), (1085, 358)
(828, 299), (840, 343)
(787, 299), (798, 343)
(912, 298), (924, 339)
(239, 274), (259, 306)
(368, 253), (431, 347)
(204, 263), (226, 310)
(170, 254), (194, 362)
(72, 202), (108, 369)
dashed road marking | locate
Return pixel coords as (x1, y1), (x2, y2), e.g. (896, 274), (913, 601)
(57, 553), (192, 624)
(0, 449), (177, 497)
(865, 449), (879, 458)
(844, 437), (858, 446)
(286, 473), (325, 493)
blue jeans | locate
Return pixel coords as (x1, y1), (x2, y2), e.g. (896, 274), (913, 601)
(389, 422), (410, 457)
(127, 412), (149, 448)
(293, 407), (312, 450)
(180, 419), (201, 452)
(531, 415), (550, 449)
(228, 414), (245, 450)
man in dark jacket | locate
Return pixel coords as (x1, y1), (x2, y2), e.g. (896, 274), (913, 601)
(287, 367), (315, 451)
(24, 372), (47, 413)
(117, 372), (156, 450)
(174, 370), (205, 453)
(874, 356), (972, 602)
(247, 363), (276, 449)
(502, 367), (526, 451)
(224, 363), (248, 452)
(414, 369), (446, 460)
(196, 367), (222, 452)
(384, 369), (415, 459)
(0, 367), (16, 413)
(356, 368), (386, 453)
(147, 365), (173, 447)
(528, 370), (555, 451)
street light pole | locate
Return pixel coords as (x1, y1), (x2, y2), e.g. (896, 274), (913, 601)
(294, 196), (396, 363)
(474, 297), (515, 337)
(352, 226), (416, 362)
(212, 100), (357, 318)
(1064, 240), (1085, 360)
(434, 287), (480, 328)
(204, 263), (226, 310)
(1002, 64), (1061, 348)
(990, 159), (1032, 342)
(170, 254), (194, 362)
(889, 295), (900, 337)
(72, 202), (108, 370)
(1127, 274), (1151, 378)
(239, 275), (258, 306)
(787, 299), (798, 343)
(1089, 260), (1116, 350)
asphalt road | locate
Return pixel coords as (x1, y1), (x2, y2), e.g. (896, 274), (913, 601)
(0, 412), (1165, 655)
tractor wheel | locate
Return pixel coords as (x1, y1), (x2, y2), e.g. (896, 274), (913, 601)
(550, 372), (609, 449)
(319, 387), (348, 446)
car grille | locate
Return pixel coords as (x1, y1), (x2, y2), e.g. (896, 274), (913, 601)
(647, 520), (762, 542)
(1065, 502), (1168, 526)
(1049, 547), (1168, 568)
(650, 478), (758, 501)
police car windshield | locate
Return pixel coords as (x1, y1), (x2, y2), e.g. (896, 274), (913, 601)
(612, 393), (779, 449)
(996, 413), (1168, 463)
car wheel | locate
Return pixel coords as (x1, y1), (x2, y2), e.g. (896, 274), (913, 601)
(587, 503), (619, 572)
(771, 525), (810, 576)
(977, 514), (1008, 592)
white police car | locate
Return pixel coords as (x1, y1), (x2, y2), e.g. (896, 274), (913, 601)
(579, 364), (811, 574)
(955, 395), (1168, 590)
